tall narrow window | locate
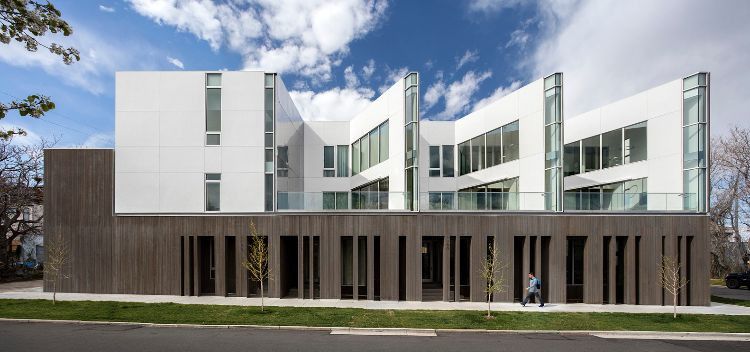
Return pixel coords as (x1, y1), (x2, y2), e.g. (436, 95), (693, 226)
(361, 133), (370, 171)
(264, 73), (275, 212)
(543, 73), (563, 211)
(404, 73), (419, 210)
(429, 146), (440, 177)
(337, 145), (349, 177)
(470, 134), (485, 173)
(442, 145), (454, 177)
(323, 146), (335, 177)
(683, 73), (708, 212)
(206, 73), (221, 145)
(205, 173), (221, 211)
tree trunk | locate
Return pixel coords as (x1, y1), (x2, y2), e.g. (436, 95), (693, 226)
(260, 280), (264, 312)
(673, 293), (677, 318)
(487, 293), (491, 318)
(53, 280), (57, 305)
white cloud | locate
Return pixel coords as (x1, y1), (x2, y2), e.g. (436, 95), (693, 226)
(526, 0), (750, 132)
(290, 87), (374, 121)
(343, 65), (358, 88)
(424, 70), (493, 120)
(0, 23), (148, 95)
(505, 28), (530, 49)
(167, 56), (184, 69)
(0, 124), (41, 146)
(467, 0), (525, 13)
(81, 133), (114, 147)
(127, 0), (388, 81)
(99, 5), (115, 12)
(378, 66), (409, 93)
(473, 81), (522, 111)
(456, 49), (479, 70)
(361, 59), (376, 81)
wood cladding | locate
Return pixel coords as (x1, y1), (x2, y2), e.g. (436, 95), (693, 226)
(44, 149), (710, 305)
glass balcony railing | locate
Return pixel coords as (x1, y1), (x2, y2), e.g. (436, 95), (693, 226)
(277, 192), (410, 211)
(562, 192), (698, 212)
(419, 192), (552, 211)
(277, 191), (700, 212)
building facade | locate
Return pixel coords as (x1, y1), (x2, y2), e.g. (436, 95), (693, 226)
(44, 71), (711, 305)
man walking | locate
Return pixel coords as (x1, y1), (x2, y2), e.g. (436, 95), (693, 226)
(521, 272), (544, 307)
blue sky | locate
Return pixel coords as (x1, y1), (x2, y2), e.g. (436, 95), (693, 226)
(1, 0), (749, 147)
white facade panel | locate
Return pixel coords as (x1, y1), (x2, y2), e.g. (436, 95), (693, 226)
(115, 172), (159, 213)
(115, 111), (159, 147)
(221, 147), (263, 173)
(157, 72), (204, 111)
(115, 72), (159, 112)
(221, 173), (264, 212)
(221, 71), (264, 111)
(159, 110), (204, 147)
(116, 147), (158, 173)
(158, 147), (204, 173)
(221, 110), (264, 147)
(158, 172), (203, 212)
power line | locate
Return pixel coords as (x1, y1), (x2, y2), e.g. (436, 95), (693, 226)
(0, 90), (109, 137)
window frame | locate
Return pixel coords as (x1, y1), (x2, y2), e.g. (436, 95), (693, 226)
(429, 145), (441, 177)
(205, 173), (221, 212)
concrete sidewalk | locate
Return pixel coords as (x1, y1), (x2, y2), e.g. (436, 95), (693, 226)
(2, 288), (750, 315)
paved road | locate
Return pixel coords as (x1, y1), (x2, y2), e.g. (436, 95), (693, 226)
(0, 280), (42, 293)
(712, 285), (750, 300)
(0, 321), (747, 352)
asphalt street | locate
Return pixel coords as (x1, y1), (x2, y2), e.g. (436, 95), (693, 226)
(712, 285), (750, 300)
(0, 321), (748, 352)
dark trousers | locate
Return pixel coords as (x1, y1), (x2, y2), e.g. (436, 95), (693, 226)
(522, 291), (544, 306)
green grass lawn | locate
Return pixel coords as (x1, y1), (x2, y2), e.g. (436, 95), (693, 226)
(711, 295), (750, 307)
(1, 299), (750, 332)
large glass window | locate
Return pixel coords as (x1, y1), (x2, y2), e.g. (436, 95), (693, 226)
(323, 146), (335, 177)
(486, 127), (502, 168)
(369, 128), (379, 166)
(544, 86), (561, 124)
(405, 123), (416, 167)
(683, 123), (705, 169)
(264, 88), (274, 133)
(405, 86), (418, 123)
(352, 178), (389, 210)
(601, 129), (622, 168)
(442, 145), (454, 177)
(337, 145), (348, 177)
(458, 141), (470, 176)
(470, 134), (485, 173)
(379, 121), (389, 161)
(624, 121), (647, 164)
(501, 120), (519, 163)
(205, 173), (221, 211)
(352, 140), (360, 175)
(361, 133), (370, 171)
(582, 135), (600, 172)
(683, 87), (706, 125)
(564, 141), (580, 177)
(429, 146), (440, 177)
(264, 174), (273, 211)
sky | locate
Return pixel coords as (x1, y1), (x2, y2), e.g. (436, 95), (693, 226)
(1, 0), (749, 147)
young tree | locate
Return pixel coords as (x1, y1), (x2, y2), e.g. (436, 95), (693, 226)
(659, 255), (688, 318)
(0, 0), (80, 139)
(0, 137), (51, 274)
(44, 235), (69, 304)
(480, 242), (507, 318)
(242, 222), (271, 311)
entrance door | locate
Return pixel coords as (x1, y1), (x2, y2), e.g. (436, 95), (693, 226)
(421, 237), (443, 301)
(198, 236), (215, 296)
(566, 237), (586, 303)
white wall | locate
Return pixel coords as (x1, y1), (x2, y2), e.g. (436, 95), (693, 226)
(115, 71), (267, 213)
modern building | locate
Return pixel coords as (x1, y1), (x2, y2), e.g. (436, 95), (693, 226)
(44, 71), (710, 305)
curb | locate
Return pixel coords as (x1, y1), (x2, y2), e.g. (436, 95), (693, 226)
(1, 318), (750, 340)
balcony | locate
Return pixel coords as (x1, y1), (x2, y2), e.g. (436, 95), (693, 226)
(562, 192), (699, 212)
(276, 191), (701, 212)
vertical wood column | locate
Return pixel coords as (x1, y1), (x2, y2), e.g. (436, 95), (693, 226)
(550, 235), (567, 304)
(353, 235), (359, 301)
(522, 235), (530, 298)
(680, 236), (687, 306)
(269, 233), (279, 298)
(454, 236), (461, 302)
(500, 234), (513, 302)
(216, 235), (225, 296)
(534, 236), (542, 288)
(626, 235), (636, 304)
(298, 235), (304, 299)
(608, 237), (617, 304)
(308, 236), (314, 299)
(367, 235), (374, 301)
(181, 236), (189, 296)
(586, 235), (602, 304)
(192, 236), (200, 296)
(238, 234), (247, 297)
(442, 235), (450, 301)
